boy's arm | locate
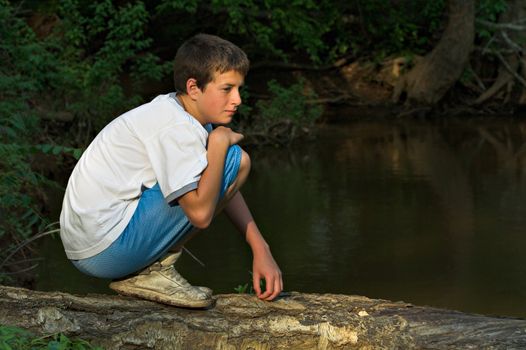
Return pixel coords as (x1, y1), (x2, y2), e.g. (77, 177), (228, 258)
(224, 191), (283, 301)
(178, 127), (242, 229)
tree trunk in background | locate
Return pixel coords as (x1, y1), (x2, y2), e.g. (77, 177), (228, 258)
(2, 285), (526, 349)
(475, 0), (526, 105)
(393, 0), (475, 105)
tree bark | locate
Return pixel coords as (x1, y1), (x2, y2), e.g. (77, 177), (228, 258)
(393, 0), (475, 105)
(1, 285), (526, 349)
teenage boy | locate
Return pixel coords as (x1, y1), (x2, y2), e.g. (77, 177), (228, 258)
(60, 34), (283, 308)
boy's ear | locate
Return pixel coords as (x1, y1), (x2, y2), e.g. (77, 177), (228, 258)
(186, 78), (200, 100)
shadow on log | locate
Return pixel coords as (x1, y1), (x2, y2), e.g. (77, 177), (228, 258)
(1, 285), (525, 349)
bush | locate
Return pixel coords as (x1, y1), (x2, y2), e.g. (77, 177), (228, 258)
(0, 0), (52, 278)
(238, 78), (323, 146)
(0, 0), (166, 282)
(256, 78), (322, 126)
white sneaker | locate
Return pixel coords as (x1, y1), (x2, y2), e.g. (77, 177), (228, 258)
(109, 252), (213, 308)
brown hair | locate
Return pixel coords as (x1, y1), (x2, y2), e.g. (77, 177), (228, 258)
(173, 34), (249, 93)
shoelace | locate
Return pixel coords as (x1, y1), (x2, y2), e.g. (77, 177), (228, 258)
(160, 266), (207, 298)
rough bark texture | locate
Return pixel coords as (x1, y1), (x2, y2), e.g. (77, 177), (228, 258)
(1, 285), (526, 349)
(393, 0), (475, 105)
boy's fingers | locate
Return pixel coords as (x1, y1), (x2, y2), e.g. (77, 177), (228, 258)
(254, 271), (283, 301)
(260, 283), (273, 300)
(269, 278), (282, 300)
(253, 273), (262, 296)
(257, 276), (271, 299)
(265, 277), (281, 301)
(260, 274), (277, 300)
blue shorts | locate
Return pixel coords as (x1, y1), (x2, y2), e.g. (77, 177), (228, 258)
(72, 145), (242, 279)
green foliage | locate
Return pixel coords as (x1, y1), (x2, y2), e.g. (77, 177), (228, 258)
(477, 0), (508, 23)
(236, 85), (253, 120)
(0, 0), (51, 251)
(233, 274), (265, 294)
(0, 325), (103, 350)
(476, 0), (508, 41)
(217, 0), (336, 62)
(353, 0), (446, 58)
(155, 0), (341, 63)
(54, 0), (171, 131)
(234, 283), (252, 294)
(234, 78), (322, 146)
(256, 78), (322, 126)
(153, 0), (452, 64)
(0, 0), (165, 282)
(36, 144), (83, 160)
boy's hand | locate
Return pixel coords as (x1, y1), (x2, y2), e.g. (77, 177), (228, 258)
(210, 126), (244, 146)
(252, 249), (283, 301)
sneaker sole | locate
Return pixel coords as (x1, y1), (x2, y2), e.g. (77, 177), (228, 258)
(109, 282), (213, 308)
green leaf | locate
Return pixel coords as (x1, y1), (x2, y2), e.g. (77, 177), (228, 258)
(41, 144), (53, 153)
(73, 149), (83, 160)
(52, 146), (63, 155)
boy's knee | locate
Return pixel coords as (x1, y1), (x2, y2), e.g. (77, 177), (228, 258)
(240, 149), (250, 171)
(237, 149), (251, 184)
(215, 148), (250, 211)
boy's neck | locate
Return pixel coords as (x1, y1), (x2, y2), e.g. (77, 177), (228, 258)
(177, 94), (205, 125)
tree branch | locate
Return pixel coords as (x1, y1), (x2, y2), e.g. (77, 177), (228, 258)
(250, 55), (353, 71)
(0, 229), (59, 271)
(500, 31), (524, 53)
(476, 19), (526, 31)
(495, 51), (526, 88)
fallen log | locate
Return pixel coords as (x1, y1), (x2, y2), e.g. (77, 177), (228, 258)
(0, 285), (525, 349)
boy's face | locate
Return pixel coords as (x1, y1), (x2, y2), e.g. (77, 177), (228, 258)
(193, 70), (244, 125)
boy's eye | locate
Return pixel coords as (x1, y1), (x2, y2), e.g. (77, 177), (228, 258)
(223, 87), (232, 92)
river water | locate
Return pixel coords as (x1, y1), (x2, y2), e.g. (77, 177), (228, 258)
(36, 116), (526, 318)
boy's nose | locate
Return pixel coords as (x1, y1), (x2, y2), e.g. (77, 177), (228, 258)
(232, 89), (242, 106)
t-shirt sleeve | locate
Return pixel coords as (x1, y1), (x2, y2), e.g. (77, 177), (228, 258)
(144, 123), (208, 204)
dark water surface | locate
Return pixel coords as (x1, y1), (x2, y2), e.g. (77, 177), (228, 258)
(36, 117), (526, 318)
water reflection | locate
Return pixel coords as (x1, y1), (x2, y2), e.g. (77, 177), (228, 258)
(36, 117), (526, 318)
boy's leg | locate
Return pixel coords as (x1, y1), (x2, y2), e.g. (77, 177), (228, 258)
(72, 184), (213, 307)
(101, 145), (246, 307)
(169, 147), (250, 252)
(216, 148), (251, 211)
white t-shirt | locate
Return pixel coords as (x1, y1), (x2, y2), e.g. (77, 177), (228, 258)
(60, 93), (211, 259)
